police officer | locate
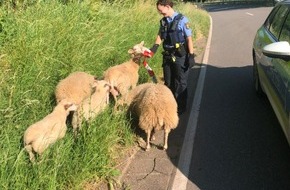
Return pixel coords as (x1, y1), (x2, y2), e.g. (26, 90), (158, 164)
(149, 0), (195, 114)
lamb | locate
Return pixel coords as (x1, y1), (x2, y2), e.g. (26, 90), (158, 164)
(72, 80), (112, 135)
(123, 83), (179, 150)
(103, 41), (150, 104)
(23, 100), (77, 162)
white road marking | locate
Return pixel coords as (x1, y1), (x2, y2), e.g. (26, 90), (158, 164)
(171, 15), (213, 190)
(246, 12), (254, 16)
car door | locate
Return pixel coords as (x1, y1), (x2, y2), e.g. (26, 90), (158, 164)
(261, 4), (290, 141)
(272, 9), (290, 140)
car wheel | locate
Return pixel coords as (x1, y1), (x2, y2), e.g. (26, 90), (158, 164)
(253, 53), (264, 97)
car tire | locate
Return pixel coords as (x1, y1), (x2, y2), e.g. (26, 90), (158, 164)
(253, 53), (264, 97)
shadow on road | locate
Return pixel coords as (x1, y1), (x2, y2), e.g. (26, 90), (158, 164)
(167, 62), (290, 189)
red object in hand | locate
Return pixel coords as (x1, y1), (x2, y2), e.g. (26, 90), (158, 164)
(143, 60), (153, 75)
(143, 59), (157, 83)
(143, 50), (154, 58)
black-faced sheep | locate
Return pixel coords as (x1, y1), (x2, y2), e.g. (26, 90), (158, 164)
(121, 83), (179, 150)
(71, 80), (111, 135)
(103, 41), (150, 104)
(23, 100), (77, 162)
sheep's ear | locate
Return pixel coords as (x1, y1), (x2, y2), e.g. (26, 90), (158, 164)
(112, 86), (120, 96)
(128, 49), (134, 54)
(104, 83), (111, 89)
(140, 41), (144, 46)
(64, 103), (73, 110)
(65, 103), (77, 111)
(92, 81), (99, 88)
(91, 84), (97, 93)
(109, 82), (120, 97)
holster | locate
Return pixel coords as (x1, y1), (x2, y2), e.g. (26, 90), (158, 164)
(163, 44), (187, 58)
(175, 44), (187, 57)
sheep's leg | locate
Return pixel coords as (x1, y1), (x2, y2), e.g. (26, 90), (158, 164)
(150, 128), (156, 141)
(106, 93), (109, 104)
(145, 129), (152, 151)
(25, 145), (35, 162)
(113, 94), (118, 104)
(112, 94), (120, 111)
(76, 117), (82, 136)
(71, 112), (78, 136)
(163, 128), (171, 150)
(72, 111), (81, 137)
(113, 102), (119, 113)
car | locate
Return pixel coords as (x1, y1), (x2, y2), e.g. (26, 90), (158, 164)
(252, 0), (290, 146)
(274, 0), (285, 5)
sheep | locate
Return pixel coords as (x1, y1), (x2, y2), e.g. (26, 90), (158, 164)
(123, 83), (179, 151)
(103, 41), (150, 104)
(71, 80), (112, 135)
(55, 71), (97, 105)
(115, 82), (153, 111)
(23, 100), (77, 162)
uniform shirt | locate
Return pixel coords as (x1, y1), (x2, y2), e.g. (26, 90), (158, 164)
(159, 12), (192, 38)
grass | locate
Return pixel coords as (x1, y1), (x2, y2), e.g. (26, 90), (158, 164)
(0, 0), (210, 189)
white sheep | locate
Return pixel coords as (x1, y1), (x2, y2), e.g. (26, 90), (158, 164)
(23, 100), (77, 162)
(115, 82), (153, 111)
(124, 83), (179, 150)
(71, 80), (111, 135)
(55, 71), (118, 106)
(55, 72), (96, 104)
(55, 71), (96, 105)
(103, 41), (150, 104)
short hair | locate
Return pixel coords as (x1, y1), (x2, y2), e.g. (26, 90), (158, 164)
(156, 0), (174, 8)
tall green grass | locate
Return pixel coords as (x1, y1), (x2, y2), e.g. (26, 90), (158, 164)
(0, 0), (209, 189)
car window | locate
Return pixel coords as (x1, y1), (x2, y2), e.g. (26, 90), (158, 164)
(280, 11), (290, 43)
(265, 5), (280, 29)
(268, 5), (289, 40)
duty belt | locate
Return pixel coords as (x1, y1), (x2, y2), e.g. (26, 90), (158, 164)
(163, 43), (184, 50)
(162, 51), (177, 62)
(163, 43), (187, 58)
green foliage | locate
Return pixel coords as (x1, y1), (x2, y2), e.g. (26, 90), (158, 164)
(0, 0), (209, 189)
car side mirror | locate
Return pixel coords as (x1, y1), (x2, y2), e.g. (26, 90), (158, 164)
(262, 41), (290, 60)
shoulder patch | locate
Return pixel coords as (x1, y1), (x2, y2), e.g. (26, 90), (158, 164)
(185, 22), (190, 29)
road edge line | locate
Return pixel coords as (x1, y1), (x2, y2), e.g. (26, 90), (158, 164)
(170, 15), (213, 190)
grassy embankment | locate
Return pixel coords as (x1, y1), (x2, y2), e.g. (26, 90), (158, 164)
(0, 0), (209, 189)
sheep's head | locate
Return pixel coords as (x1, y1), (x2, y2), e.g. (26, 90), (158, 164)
(106, 80), (120, 99)
(92, 80), (119, 103)
(57, 99), (78, 114)
(94, 80), (111, 93)
(128, 41), (150, 58)
(64, 103), (78, 112)
(90, 79), (99, 94)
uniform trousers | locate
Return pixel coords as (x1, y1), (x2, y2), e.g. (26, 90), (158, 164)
(162, 54), (189, 111)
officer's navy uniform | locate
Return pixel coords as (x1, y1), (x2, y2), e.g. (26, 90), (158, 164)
(159, 12), (193, 112)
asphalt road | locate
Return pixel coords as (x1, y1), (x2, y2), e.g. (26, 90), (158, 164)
(185, 5), (290, 190)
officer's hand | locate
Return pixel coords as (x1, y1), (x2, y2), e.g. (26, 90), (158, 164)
(144, 44), (159, 58)
(143, 50), (154, 58)
(188, 53), (196, 67)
